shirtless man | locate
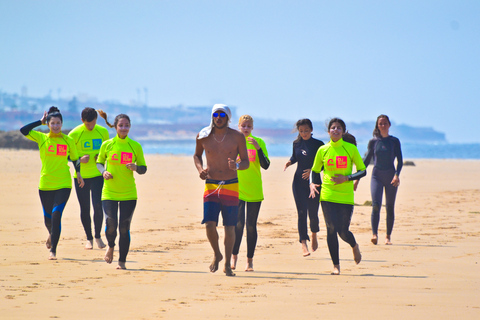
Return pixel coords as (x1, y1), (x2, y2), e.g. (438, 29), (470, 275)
(194, 104), (249, 277)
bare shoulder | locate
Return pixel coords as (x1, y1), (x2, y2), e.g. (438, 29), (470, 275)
(228, 128), (244, 140)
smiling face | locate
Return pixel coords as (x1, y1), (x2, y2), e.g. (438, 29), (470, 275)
(298, 124), (312, 140)
(238, 120), (253, 137)
(115, 118), (131, 139)
(329, 121), (345, 142)
(376, 116), (391, 137)
(48, 116), (62, 134)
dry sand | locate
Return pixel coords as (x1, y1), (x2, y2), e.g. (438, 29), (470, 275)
(1, 149), (479, 319)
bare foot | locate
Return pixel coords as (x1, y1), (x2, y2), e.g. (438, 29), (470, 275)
(95, 238), (106, 249)
(331, 265), (340, 275)
(231, 254), (238, 270)
(223, 266), (236, 277)
(311, 233), (318, 252)
(85, 240), (93, 250)
(48, 251), (57, 260)
(245, 258), (254, 272)
(104, 247), (114, 264)
(209, 253), (223, 273)
(385, 235), (392, 245)
(116, 261), (126, 270)
(301, 240), (310, 257)
(353, 244), (362, 264)
(371, 234), (378, 245)
(46, 235), (52, 249)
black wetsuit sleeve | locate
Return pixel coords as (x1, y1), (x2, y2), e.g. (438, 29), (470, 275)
(289, 142), (297, 164)
(312, 171), (322, 185)
(394, 138), (403, 176)
(348, 170), (366, 181)
(363, 139), (375, 166)
(20, 120), (42, 136)
(257, 148), (270, 170)
(73, 159), (81, 173)
(136, 165), (147, 174)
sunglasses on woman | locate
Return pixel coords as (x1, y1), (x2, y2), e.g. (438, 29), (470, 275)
(213, 112), (227, 118)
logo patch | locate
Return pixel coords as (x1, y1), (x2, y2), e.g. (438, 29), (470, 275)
(327, 159), (334, 166)
(248, 149), (257, 162)
(120, 152), (133, 164)
(92, 139), (102, 150)
(336, 156), (348, 169)
(57, 144), (67, 156)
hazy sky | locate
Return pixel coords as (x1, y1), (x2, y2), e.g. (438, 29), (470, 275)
(1, 1), (479, 142)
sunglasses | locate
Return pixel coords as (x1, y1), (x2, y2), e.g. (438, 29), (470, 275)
(213, 112), (227, 118)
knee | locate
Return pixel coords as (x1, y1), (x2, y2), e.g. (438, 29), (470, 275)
(372, 202), (381, 213)
(246, 225), (256, 235)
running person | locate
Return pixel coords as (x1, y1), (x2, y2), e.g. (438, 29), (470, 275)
(354, 114), (402, 245)
(69, 107), (109, 250)
(309, 118), (366, 275)
(20, 106), (83, 260)
(96, 112), (147, 270)
(194, 104), (249, 277)
(284, 119), (324, 257)
(232, 115), (270, 272)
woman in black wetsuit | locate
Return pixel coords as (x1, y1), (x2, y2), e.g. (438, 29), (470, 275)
(284, 119), (324, 256)
(355, 114), (403, 245)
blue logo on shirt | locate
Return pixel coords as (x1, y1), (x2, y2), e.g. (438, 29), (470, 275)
(92, 139), (102, 150)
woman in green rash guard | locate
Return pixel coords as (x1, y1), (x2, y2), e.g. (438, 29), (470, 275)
(96, 111), (147, 270)
(232, 115), (270, 272)
(20, 106), (83, 260)
(309, 118), (366, 275)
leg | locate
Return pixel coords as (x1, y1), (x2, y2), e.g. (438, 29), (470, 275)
(223, 225), (236, 276)
(102, 200), (118, 264)
(49, 189), (71, 259)
(336, 203), (361, 264)
(293, 180), (310, 256)
(384, 178), (398, 244)
(90, 176), (106, 248)
(307, 192), (320, 252)
(205, 221), (223, 273)
(74, 177), (93, 248)
(39, 190), (54, 249)
(245, 202), (261, 271)
(321, 201), (341, 272)
(370, 173), (384, 244)
(117, 200), (136, 269)
(232, 200), (246, 269)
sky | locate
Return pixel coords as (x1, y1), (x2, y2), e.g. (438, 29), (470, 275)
(1, 0), (479, 143)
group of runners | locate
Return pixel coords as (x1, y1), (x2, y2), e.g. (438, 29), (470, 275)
(22, 104), (402, 275)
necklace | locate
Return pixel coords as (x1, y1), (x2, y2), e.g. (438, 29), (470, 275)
(213, 130), (228, 143)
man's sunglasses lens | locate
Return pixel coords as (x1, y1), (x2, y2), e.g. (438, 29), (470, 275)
(213, 112), (226, 118)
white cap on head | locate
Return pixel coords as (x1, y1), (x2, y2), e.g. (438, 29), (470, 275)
(197, 104), (231, 139)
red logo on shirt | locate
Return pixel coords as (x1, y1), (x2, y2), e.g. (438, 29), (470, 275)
(327, 159), (334, 166)
(120, 152), (133, 164)
(248, 149), (257, 162)
(57, 144), (67, 156)
(336, 156), (348, 168)
(48, 145), (55, 153)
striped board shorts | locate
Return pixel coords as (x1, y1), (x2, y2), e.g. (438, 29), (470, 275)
(202, 178), (239, 226)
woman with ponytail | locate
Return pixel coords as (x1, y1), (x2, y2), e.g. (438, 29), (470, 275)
(20, 106), (83, 260)
(96, 111), (147, 269)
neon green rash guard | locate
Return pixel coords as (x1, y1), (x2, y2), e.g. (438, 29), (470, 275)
(238, 135), (269, 202)
(312, 138), (366, 205)
(97, 135), (147, 201)
(68, 124), (109, 179)
(26, 130), (79, 191)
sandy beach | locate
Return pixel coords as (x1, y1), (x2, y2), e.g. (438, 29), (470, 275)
(1, 149), (479, 319)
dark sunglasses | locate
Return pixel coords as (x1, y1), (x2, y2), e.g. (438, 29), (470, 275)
(213, 112), (227, 118)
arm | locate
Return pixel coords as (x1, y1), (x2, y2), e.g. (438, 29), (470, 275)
(247, 136), (270, 169)
(194, 135), (208, 180)
(20, 120), (43, 136)
(230, 134), (249, 171)
(362, 139), (375, 167)
(257, 148), (270, 170)
(391, 138), (403, 187)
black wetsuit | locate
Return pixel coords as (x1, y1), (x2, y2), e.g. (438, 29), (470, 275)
(289, 137), (324, 242)
(363, 136), (403, 236)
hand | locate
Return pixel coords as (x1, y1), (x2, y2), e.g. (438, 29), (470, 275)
(247, 137), (260, 149)
(353, 180), (359, 191)
(126, 163), (137, 171)
(77, 174), (85, 188)
(391, 175), (400, 187)
(103, 171), (113, 180)
(40, 111), (48, 125)
(284, 161), (292, 171)
(331, 174), (348, 185)
(199, 169), (209, 180)
(309, 183), (320, 198)
(228, 158), (237, 171)
(80, 155), (90, 163)
(302, 169), (311, 180)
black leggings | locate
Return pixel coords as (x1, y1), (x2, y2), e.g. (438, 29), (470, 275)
(233, 200), (261, 258)
(103, 200), (137, 263)
(293, 178), (320, 242)
(321, 201), (357, 266)
(74, 176), (104, 240)
(370, 168), (398, 236)
(39, 188), (71, 254)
